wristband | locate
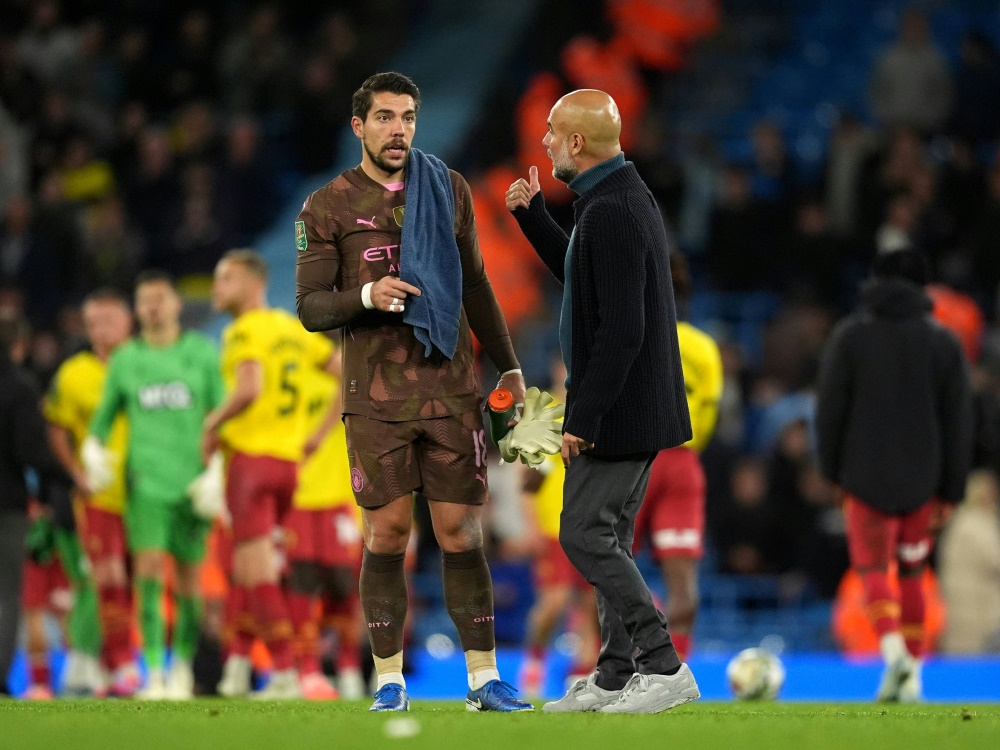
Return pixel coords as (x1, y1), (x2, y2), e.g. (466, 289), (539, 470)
(361, 282), (375, 310)
(500, 368), (522, 377)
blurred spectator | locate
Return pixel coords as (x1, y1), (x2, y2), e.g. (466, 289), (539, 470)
(822, 113), (876, 241)
(16, 0), (80, 87)
(0, 33), (39, 124)
(168, 164), (228, 278)
(58, 135), (115, 204)
(165, 10), (217, 110)
(218, 4), (292, 116)
(30, 88), (81, 187)
(779, 199), (850, 307)
(292, 57), (344, 175)
(749, 120), (797, 221)
(710, 456), (783, 575)
(949, 31), (1000, 146)
(68, 19), (121, 112)
(706, 165), (773, 291)
(125, 127), (180, 265)
(939, 470), (1000, 654)
(875, 193), (919, 254)
(218, 118), (273, 244)
(116, 27), (159, 108)
(868, 7), (953, 133)
(81, 196), (143, 290)
(172, 101), (219, 166)
(0, 194), (59, 323)
(0, 106), (28, 214)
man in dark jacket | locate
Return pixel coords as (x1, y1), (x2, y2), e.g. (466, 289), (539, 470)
(816, 249), (974, 702)
(0, 315), (74, 695)
(506, 89), (697, 714)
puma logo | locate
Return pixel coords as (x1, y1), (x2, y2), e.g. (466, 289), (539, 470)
(475, 473), (486, 488)
(356, 216), (377, 229)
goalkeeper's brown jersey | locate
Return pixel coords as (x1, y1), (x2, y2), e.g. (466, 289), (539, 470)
(295, 165), (518, 422)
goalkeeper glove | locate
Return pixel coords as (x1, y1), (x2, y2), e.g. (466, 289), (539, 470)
(189, 452), (226, 521)
(81, 436), (115, 493)
(499, 387), (564, 468)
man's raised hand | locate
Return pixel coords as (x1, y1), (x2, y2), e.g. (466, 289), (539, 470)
(505, 165), (541, 212)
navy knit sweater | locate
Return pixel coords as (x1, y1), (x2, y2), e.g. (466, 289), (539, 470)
(513, 163), (692, 456)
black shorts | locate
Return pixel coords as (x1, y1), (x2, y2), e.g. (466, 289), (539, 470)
(344, 410), (489, 509)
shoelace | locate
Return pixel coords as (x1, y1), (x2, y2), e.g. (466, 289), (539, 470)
(617, 674), (650, 702)
(486, 680), (522, 702)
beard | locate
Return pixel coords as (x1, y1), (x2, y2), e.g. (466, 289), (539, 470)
(553, 162), (579, 183)
(364, 138), (407, 175)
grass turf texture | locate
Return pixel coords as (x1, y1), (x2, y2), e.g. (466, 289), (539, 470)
(2, 701), (996, 750)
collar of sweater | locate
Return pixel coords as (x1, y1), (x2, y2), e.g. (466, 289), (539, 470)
(569, 153), (627, 195)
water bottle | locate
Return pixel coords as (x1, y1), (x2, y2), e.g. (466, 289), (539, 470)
(487, 387), (516, 445)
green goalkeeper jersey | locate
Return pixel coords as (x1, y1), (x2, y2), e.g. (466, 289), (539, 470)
(89, 331), (224, 504)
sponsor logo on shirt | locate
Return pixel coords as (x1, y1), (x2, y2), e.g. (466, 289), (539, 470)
(138, 381), (193, 410)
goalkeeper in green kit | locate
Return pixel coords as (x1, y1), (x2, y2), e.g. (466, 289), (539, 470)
(85, 271), (225, 700)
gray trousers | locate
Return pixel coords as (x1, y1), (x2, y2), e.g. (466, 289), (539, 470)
(560, 453), (681, 690)
(0, 511), (28, 694)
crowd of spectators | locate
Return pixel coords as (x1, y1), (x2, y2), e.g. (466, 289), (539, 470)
(0, 0), (406, 339)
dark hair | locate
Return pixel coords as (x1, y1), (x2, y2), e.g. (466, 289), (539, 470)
(351, 71), (420, 121)
(83, 287), (130, 308)
(134, 269), (177, 291)
(872, 249), (931, 286)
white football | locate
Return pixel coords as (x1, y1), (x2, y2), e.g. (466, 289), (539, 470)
(726, 647), (786, 701)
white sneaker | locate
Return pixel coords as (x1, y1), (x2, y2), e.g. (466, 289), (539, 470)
(218, 656), (253, 698)
(137, 668), (168, 700)
(61, 651), (102, 697)
(542, 672), (621, 713)
(166, 659), (195, 700)
(600, 666), (701, 714)
(876, 654), (915, 702)
(250, 669), (301, 700)
(897, 660), (923, 703)
(337, 667), (366, 701)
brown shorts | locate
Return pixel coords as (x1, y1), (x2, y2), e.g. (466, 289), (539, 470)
(344, 410), (489, 509)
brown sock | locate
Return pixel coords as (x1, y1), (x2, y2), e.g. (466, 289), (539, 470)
(441, 548), (496, 652)
(359, 547), (408, 658)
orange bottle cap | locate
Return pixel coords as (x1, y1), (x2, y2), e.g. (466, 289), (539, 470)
(488, 387), (514, 412)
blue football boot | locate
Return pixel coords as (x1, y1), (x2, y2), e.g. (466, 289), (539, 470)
(370, 683), (410, 712)
(466, 680), (535, 712)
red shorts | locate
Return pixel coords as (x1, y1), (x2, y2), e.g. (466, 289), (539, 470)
(284, 506), (363, 568)
(80, 505), (127, 563)
(534, 536), (589, 590)
(226, 452), (298, 544)
(633, 446), (705, 560)
(844, 495), (936, 571)
(22, 556), (71, 612)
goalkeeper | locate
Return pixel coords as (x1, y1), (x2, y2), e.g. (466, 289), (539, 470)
(86, 271), (225, 700)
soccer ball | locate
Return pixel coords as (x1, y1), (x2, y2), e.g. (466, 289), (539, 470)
(726, 648), (786, 701)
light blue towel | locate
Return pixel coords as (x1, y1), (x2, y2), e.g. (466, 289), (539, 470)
(400, 148), (462, 360)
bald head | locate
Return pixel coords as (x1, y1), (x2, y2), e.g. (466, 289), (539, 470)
(544, 89), (622, 184)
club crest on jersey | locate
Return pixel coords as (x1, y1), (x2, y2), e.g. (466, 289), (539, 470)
(393, 205), (406, 228)
(294, 221), (307, 253)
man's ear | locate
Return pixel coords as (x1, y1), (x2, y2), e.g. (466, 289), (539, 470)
(351, 116), (364, 138)
(569, 132), (585, 157)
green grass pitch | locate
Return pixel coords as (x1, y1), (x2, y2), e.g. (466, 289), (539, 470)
(2, 700), (997, 750)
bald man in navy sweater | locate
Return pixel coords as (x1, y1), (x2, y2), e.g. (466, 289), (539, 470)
(506, 90), (698, 714)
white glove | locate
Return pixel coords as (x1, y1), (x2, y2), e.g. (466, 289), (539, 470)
(499, 387), (564, 469)
(81, 436), (116, 493)
(188, 452), (225, 521)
